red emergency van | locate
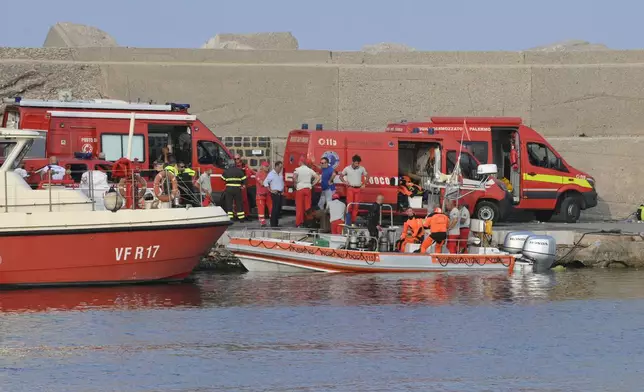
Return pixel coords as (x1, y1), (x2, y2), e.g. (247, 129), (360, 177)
(1, 97), (256, 205)
(282, 125), (512, 221)
(385, 117), (598, 222)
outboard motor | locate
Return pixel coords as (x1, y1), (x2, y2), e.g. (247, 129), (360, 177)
(502, 231), (535, 254)
(521, 235), (557, 271)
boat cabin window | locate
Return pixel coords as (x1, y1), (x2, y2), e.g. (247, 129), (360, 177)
(3, 110), (20, 129)
(24, 131), (47, 159)
(197, 140), (230, 168)
(0, 140), (32, 170)
(148, 124), (192, 167)
(446, 151), (480, 180)
(101, 134), (145, 162)
(66, 163), (87, 182)
(527, 142), (567, 172)
(461, 141), (488, 164)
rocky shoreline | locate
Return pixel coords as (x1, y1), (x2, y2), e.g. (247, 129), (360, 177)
(197, 246), (246, 272)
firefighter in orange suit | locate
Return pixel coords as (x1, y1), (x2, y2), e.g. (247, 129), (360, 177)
(234, 153), (252, 218)
(255, 161), (273, 227)
(420, 207), (449, 253)
(396, 208), (424, 252)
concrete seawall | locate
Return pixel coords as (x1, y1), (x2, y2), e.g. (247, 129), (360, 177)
(1, 47), (643, 219)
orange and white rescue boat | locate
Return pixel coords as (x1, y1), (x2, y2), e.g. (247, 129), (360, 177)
(227, 226), (557, 274)
(0, 129), (231, 287)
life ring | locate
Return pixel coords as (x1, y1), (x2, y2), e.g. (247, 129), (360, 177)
(118, 176), (147, 206)
(153, 171), (179, 202)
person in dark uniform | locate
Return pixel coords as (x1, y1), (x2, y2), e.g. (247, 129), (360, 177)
(366, 194), (385, 237)
(222, 162), (247, 222)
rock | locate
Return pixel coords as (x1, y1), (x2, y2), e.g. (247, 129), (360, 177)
(361, 42), (416, 54)
(43, 22), (118, 48)
(196, 246), (245, 271)
(558, 233), (644, 268)
(201, 32), (299, 50)
(0, 63), (104, 116)
(527, 39), (610, 52)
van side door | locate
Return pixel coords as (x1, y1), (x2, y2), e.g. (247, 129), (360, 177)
(521, 141), (566, 209)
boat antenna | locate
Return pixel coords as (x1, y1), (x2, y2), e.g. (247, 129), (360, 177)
(446, 119), (472, 210)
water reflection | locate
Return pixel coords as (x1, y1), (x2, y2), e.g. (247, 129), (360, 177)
(0, 282), (202, 313)
(3, 269), (644, 314)
(197, 271), (564, 308)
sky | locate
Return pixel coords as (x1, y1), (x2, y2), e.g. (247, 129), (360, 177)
(1, 0), (642, 51)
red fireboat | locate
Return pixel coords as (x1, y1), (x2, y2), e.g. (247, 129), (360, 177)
(0, 128), (231, 287)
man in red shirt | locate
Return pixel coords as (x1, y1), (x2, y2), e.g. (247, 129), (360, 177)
(255, 161), (273, 227)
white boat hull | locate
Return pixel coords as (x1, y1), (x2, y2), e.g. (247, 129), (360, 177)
(228, 237), (527, 274)
(236, 254), (333, 273)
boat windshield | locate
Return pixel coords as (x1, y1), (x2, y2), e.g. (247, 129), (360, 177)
(0, 139), (34, 170)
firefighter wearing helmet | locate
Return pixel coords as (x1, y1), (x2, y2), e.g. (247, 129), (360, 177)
(419, 206), (449, 253)
(234, 153), (252, 218)
(222, 160), (247, 222)
(396, 208), (425, 252)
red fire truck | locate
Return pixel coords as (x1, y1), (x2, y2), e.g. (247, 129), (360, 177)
(282, 125), (512, 221)
(1, 97), (256, 205)
(385, 117), (597, 222)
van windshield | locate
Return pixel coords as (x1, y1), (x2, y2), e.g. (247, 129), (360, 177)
(446, 151), (480, 180)
(461, 141), (488, 164)
(527, 142), (566, 171)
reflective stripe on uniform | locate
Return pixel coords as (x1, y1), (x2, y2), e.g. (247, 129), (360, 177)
(225, 184), (242, 187)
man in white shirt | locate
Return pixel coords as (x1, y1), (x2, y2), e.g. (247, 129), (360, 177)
(194, 167), (213, 206)
(328, 193), (346, 234)
(264, 161), (285, 228)
(339, 154), (368, 225)
(39, 156), (66, 180)
(14, 163), (29, 179)
(447, 201), (461, 254)
(458, 203), (471, 254)
(292, 158), (320, 227)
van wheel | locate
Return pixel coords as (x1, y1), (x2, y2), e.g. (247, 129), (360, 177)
(475, 201), (500, 223)
(560, 196), (581, 223)
(534, 210), (554, 222)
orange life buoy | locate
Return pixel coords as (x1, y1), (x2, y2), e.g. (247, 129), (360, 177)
(153, 171), (179, 202)
(118, 176), (147, 207)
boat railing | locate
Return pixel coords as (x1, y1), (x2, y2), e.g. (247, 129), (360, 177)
(346, 202), (395, 226)
(242, 227), (323, 243)
(0, 166), (212, 213)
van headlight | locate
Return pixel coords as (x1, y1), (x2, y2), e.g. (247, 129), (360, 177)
(587, 177), (595, 190)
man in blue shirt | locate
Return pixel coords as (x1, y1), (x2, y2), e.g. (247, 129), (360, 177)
(263, 161), (284, 228)
(317, 157), (337, 210)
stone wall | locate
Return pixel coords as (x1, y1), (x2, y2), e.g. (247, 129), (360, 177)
(0, 47), (643, 219)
